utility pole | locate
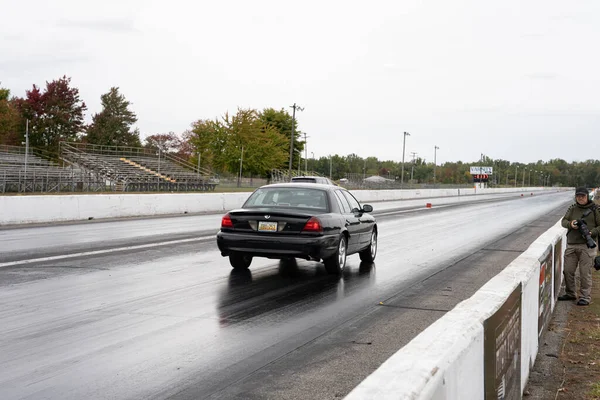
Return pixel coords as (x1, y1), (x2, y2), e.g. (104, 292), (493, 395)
(329, 155), (332, 179)
(514, 165), (518, 188)
(363, 158), (367, 180)
(528, 169), (531, 186)
(288, 103), (304, 181)
(401, 132), (410, 189)
(433, 145), (439, 183)
(522, 168), (526, 187)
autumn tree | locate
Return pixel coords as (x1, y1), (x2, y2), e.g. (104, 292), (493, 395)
(86, 87), (140, 147)
(16, 76), (86, 156)
(0, 87), (22, 145)
(144, 132), (182, 154)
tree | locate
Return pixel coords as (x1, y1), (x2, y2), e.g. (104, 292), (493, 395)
(17, 76), (86, 156)
(187, 119), (219, 169)
(0, 87), (22, 145)
(221, 108), (288, 176)
(144, 132), (182, 154)
(86, 87), (140, 147)
(259, 108), (304, 169)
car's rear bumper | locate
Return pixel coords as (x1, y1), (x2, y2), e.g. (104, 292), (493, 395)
(216, 231), (338, 260)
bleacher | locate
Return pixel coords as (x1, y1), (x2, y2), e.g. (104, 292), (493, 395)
(270, 168), (326, 183)
(0, 145), (102, 193)
(60, 142), (218, 192)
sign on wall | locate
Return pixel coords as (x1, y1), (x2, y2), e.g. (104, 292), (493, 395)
(484, 284), (522, 400)
(538, 245), (553, 339)
(554, 238), (563, 302)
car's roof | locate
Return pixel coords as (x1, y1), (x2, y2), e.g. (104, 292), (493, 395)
(291, 176), (323, 179)
(258, 182), (338, 191)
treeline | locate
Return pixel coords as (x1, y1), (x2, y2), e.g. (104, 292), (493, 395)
(0, 76), (597, 186)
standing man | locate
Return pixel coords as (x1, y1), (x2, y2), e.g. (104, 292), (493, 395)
(560, 187), (600, 306)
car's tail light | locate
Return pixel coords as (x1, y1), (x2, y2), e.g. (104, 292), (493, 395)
(221, 214), (233, 229)
(302, 217), (322, 232)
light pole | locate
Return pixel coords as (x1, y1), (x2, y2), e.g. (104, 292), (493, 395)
(303, 132), (309, 175)
(294, 148), (302, 175)
(401, 131), (410, 188)
(154, 138), (165, 191)
(288, 103), (304, 181)
(514, 165), (518, 188)
(433, 145), (439, 183)
(522, 168), (526, 187)
(528, 169), (531, 186)
(197, 150), (201, 178)
(238, 146), (244, 187)
(329, 155), (332, 179)
(311, 152), (314, 173)
(410, 152), (417, 183)
(24, 119), (29, 177)
(363, 159), (367, 180)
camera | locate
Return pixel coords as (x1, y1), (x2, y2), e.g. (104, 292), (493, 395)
(575, 219), (597, 249)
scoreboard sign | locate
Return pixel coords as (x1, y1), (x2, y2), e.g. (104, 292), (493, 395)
(470, 166), (493, 175)
(473, 174), (490, 183)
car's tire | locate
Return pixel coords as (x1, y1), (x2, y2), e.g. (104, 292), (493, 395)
(229, 253), (253, 269)
(324, 234), (347, 275)
(359, 229), (377, 262)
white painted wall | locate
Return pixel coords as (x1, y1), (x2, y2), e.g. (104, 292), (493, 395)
(346, 222), (567, 399)
(0, 187), (556, 226)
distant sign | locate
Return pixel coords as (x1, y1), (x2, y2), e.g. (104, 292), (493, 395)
(470, 166), (493, 175)
(473, 174), (490, 183)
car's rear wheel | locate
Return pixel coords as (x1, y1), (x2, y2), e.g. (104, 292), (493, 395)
(229, 253), (253, 269)
(324, 235), (347, 274)
(359, 229), (377, 262)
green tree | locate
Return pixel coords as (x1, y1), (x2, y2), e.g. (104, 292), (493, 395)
(187, 119), (219, 170)
(222, 108), (288, 176)
(259, 108), (304, 169)
(86, 87), (140, 147)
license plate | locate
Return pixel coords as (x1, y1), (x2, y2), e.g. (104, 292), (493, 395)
(258, 221), (278, 232)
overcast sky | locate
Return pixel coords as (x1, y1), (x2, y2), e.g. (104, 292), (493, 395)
(2, 0), (599, 165)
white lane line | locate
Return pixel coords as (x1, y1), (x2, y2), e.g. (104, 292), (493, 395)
(375, 204), (453, 216)
(0, 235), (216, 268)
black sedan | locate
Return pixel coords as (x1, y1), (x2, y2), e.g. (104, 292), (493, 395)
(216, 183), (377, 274)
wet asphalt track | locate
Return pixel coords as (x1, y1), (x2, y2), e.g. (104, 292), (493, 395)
(0, 191), (572, 399)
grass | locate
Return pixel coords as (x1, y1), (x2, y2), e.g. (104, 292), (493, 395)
(589, 382), (600, 398)
(560, 271), (600, 399)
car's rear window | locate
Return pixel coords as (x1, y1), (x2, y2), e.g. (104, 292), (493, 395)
(291, 178), (317, 183)
(243, 188), (329, 211)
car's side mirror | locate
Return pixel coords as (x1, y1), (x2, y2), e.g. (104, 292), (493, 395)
(362, 204), (373, 213)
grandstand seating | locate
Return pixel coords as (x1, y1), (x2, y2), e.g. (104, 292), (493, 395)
(60, 142), (218, 192)
(0, 145), (99, 193)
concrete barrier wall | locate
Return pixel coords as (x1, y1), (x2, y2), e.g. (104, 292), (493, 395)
(345, 221), (567, 399)
(0, 187), (554, 225)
